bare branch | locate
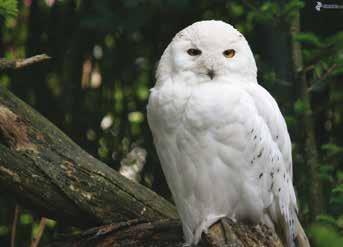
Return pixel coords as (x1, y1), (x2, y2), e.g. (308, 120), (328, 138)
(10, 205), (20, 247)
(0, 54), (51, 71)
(30, 217), (47, 247)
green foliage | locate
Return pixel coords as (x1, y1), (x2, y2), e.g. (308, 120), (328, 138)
(294, 99), (310, 115)
(302, 31), (343, 94)
(282, 0), (304, 20)
(319, 164), (334, 182)
(295, 32), (322, 47)
(331, 178), (343, 209)
(0, 0), (17, 20)
(0, 0), (342, 246)
(310, 224), (343, 247)
(322, 143), (343, 158)
(20, 213), (33, 225)
(333, 184), (343, 194)
(0, 226), (9, 236)
(245, 0), (304, 28)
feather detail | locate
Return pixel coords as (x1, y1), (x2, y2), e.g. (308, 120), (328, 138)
(147, 20), (309, 247)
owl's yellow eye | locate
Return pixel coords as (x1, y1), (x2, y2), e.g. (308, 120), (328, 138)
(223, 49), (235, 58)
(187, 48), (202, 56)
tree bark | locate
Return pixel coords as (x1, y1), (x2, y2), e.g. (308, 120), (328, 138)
(48, 218), (283, 247)
(0, 54), (50, 70)
(0, 87), (283, 246)
(290, 11), (324, 219)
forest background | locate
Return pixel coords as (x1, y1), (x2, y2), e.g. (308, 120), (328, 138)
(0, 0), (342, 246)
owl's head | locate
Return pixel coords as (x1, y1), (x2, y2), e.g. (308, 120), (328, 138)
(156, 20), (257, 85)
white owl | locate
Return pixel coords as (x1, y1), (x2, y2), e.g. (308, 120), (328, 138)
(147, 20), (309, 247)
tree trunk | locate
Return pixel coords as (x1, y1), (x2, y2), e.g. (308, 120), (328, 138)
(290, 11), (324, 219)
(0, 86), (283, 246)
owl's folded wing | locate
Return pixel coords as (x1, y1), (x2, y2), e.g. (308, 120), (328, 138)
(188, 83), (298, 245)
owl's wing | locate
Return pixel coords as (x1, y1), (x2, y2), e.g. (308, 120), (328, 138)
(245, 84), (298, 245)
(188, 83), (298, 245)
(244, 84), (294, 181)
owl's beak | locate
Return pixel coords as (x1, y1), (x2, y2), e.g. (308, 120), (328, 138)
(207, 69), (215, 80)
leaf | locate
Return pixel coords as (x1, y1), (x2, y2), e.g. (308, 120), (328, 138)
(295, 32), (322, 47)
(0, 226), (9, 236)
(314, 64), (323, 78)
(310, 224), (343, 247)
(294, 99), (306, 114)
(319, 164), (334, 182)
(230, 3), (244, 17)
(20, 214), (33, 225)
(285, 116), (297, 128)
(320, 174), (334, 182)
(315, 214), (336, 225)
(0, 0), (17, 19)
(332, 66), (343, 76)
(321, 143), (343, 157)
(332, 184), (343, 194)
(329, 195), (343, 206)
(325, 31), (343, 50)
(282, 0), (305, 20)
(337, 215), (343, 229)
(337, 171), (343, 183)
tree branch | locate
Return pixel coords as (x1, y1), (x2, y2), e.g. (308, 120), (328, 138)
(0, 87), (178, 226)
(48, 218), (283, 247)
(0, 87), (283, 246)
(0, 54), (50, 70)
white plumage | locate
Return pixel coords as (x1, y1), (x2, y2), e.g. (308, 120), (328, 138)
(147, 20), (309, 247)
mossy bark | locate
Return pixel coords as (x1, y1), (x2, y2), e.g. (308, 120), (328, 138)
(0, 87), (178, 226)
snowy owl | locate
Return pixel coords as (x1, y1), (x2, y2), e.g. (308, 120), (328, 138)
(147, 20), (309, 247)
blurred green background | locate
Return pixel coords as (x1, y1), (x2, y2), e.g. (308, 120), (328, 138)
(0, 0), (342, 246)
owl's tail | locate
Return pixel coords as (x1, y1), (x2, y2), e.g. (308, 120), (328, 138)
(294, 216), (310, 247)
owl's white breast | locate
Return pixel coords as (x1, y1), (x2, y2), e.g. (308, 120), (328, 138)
(148, 79), (280, 243)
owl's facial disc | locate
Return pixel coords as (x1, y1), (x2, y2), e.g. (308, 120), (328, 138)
(156, 21), (257, 84)
(186, 47), (216, 79)
(155, 21), (258, 84)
